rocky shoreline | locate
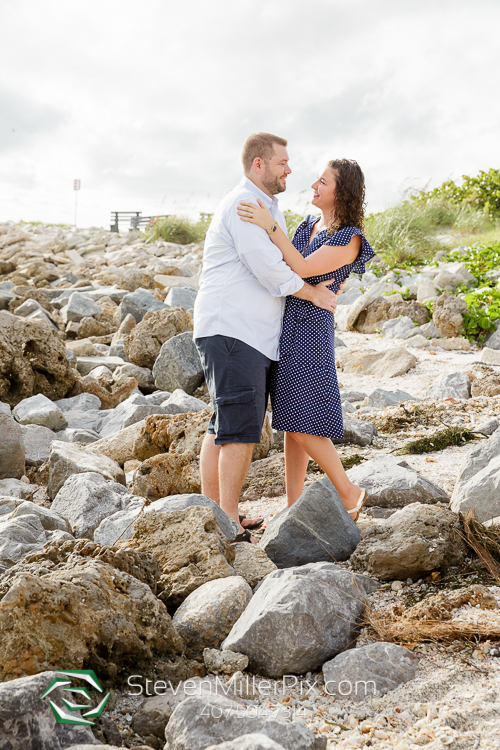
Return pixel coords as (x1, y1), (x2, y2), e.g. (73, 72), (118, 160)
(1, 220), (500, 750)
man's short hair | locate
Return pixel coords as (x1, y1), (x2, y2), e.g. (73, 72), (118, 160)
(241, 132), (287, 173)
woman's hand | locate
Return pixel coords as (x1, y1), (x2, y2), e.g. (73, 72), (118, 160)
(237, 199), (275, 232)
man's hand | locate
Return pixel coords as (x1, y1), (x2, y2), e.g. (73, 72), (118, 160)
(293, 280), (337, 313)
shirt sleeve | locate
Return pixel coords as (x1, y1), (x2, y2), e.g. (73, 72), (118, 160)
(226, 195), (304, 297)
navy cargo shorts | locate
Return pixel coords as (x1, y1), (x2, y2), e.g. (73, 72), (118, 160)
(194, 334), (272, 445)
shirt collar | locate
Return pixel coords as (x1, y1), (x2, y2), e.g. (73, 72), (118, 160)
(239, 176), (278, 211)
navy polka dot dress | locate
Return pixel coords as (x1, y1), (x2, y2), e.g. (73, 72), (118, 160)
(271, 216), (375, 438)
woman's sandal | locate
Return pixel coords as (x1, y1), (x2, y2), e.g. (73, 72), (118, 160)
(232, 529), (253, 544)
(347, 488), (368, 523)
(239, 514), (264, 530)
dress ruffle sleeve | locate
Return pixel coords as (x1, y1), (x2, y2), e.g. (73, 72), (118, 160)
(324, 226), (375, 275)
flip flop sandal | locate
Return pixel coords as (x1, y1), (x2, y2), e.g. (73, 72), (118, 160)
(239, 515), (264, 530)
(232, 529), (253, 544)
(347, 488), (368, 523)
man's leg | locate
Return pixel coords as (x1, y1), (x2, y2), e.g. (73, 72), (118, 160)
(199, 433), (221, 504)
(219, 442), (255, 528)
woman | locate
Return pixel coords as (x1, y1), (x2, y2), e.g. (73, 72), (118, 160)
(237, 158), (374, 521)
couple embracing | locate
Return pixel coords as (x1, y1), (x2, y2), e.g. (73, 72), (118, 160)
(193, 132), (374, 543)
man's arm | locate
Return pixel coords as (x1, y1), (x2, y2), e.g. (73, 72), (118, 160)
(294, 280), (338, 313)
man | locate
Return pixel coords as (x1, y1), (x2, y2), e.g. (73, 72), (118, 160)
(193, 132), (337, 541)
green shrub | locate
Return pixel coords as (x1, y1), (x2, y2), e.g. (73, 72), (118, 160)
(145, 213), (212, 244)
(414, 168), (500, 218)
(283, 210), (306, 238)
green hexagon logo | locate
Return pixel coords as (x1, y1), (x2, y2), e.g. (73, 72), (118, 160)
(40, 670), (110, 725)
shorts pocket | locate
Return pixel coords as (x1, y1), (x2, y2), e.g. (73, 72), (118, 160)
(215, 388), (259, 440)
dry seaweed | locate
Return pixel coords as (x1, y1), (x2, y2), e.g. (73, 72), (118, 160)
(341, 453), (365, 470)
(375, 403), (439, 434)
(398, 426), (478, 454)
(461, 509), (500, 585)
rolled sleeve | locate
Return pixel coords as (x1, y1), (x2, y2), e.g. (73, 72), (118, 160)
(227, 198), (304, 297)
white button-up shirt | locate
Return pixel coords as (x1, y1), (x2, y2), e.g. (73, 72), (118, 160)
(193, 177), (304, 360)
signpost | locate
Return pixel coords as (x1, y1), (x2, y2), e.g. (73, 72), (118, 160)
(74, 179), (81, 227)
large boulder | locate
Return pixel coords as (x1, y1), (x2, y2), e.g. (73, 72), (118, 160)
(259, 477), (360, 568)
(131, 449), (202, 498)
(126, 506), (236, 605)
(51, 472), (142, 539)
(124, 307), (193, 369)
(450, 427), (500, 521)
(240, 455), (286, 501)
(120, 287), (167, 323)
(338, 414), (377, 446)
(61, 292), (102, 323)
(10, 501), (69, 533)
(0, 412), (25, 479)
(0, 513), (72, 574)
(322, 641), (419, 702)
(335, 281), (390, 332)
(153, 331), (204, 394)
(0, 555), (184, 682)
(346, 456), (449, 508)
(350, 503), (467, 580)
(355, 299), (429, 334)
(0, 310), (76, 406)
(222, 562), (377, 678)
(165, 696), (324, 750)
(431, 292), (467, 338)
(48, 440), (126, 499)
(0, 671), (98, 748)
(361, 388), (417, 409)
(21, 424), (55, 466)
(94, 493), (238, 545)
(13, 393), (67, 431)
(172, 576), (252, 657)
(335, 347), (417, 378)
(426, 371), (471, 400)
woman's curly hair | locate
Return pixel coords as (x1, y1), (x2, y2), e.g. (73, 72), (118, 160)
(326, 158), (366, 234)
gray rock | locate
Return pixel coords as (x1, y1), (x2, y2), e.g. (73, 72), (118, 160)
(426, 371), (471, 400)
(322, 641), (419, 702)
(484, 323), (500, 351)
(15, 298), (53, 319)
(381, 316), (416, 339)
(259, 477), (360, 568)
(0, 289), (15, 309)
(346, 456), (449, 508)
(108, 340), (131, 361)
(120, 287), (167, 322)
(0, 671), (98, 749)
(340, 390), (367, 403)
(145, 390), (172, 405)
(62, 408), (104, 433)
(334, 335), (346, 347)
(0, 401), (11, 414)
(475, 418), (499, 436)
(0, 413), (25, 479)
(173, 576), (253, 656)
(76, 356), (125, 376)
(55, 393), (102, 411)
(232, 543), (277, 588)
(162, 388), (207, 414)
(130, 676), (242, 743)
(98, 400), (164, 439)
(0, 478), (35, 499)
(165, 696), (325, 750)
(450, 428), (500, 522)
(21, 424), (56, 465)
(342, 400), (356, 414)
(48, 440), (126, 499)
(361, 388), (417, 409)
(94, 493), (238, 544)
(205, 736), (288, 750)
(57, 427), (101, 444)
(203, 649), (249, 675)
(350, 502), (467, 580)
(114, 363), (155, 391)
(61, 292), (102, 323)
(337, 414), (377, 446)
(222, 561), (377, 678)
(337, 287), (362, 306)
(433, 269), (461, 292)
(13, 393), (68, 431)
(0, 497), (22, 517)
(153, 331), (204, 395)
(166, 286), (198, 309)
(407, 320), (441, 339)
(0, 514), (72, 572)
(51, 472), (141, 538)
(11, 500), (70, 532)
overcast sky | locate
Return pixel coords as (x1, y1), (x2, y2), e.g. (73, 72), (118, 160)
(1, 0), (499, 229)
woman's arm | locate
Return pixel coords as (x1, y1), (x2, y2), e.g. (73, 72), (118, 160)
(237, 200), (361, 277)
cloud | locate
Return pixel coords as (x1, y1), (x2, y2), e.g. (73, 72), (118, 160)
(0, 86), (66, 154)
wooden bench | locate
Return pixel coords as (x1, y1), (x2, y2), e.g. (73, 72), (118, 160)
(110, 212), (171, 232)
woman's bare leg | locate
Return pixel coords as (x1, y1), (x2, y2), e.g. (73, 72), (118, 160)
(284, 432), (310, 506)
(287, 431), (362, 511)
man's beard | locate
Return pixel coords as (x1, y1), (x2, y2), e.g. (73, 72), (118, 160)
(261, 165), (286, 195)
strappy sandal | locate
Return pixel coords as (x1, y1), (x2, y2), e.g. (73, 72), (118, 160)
(239, 514), (264, 530)
(232, 529), (253, 544)
(347, 488), (368, 523)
